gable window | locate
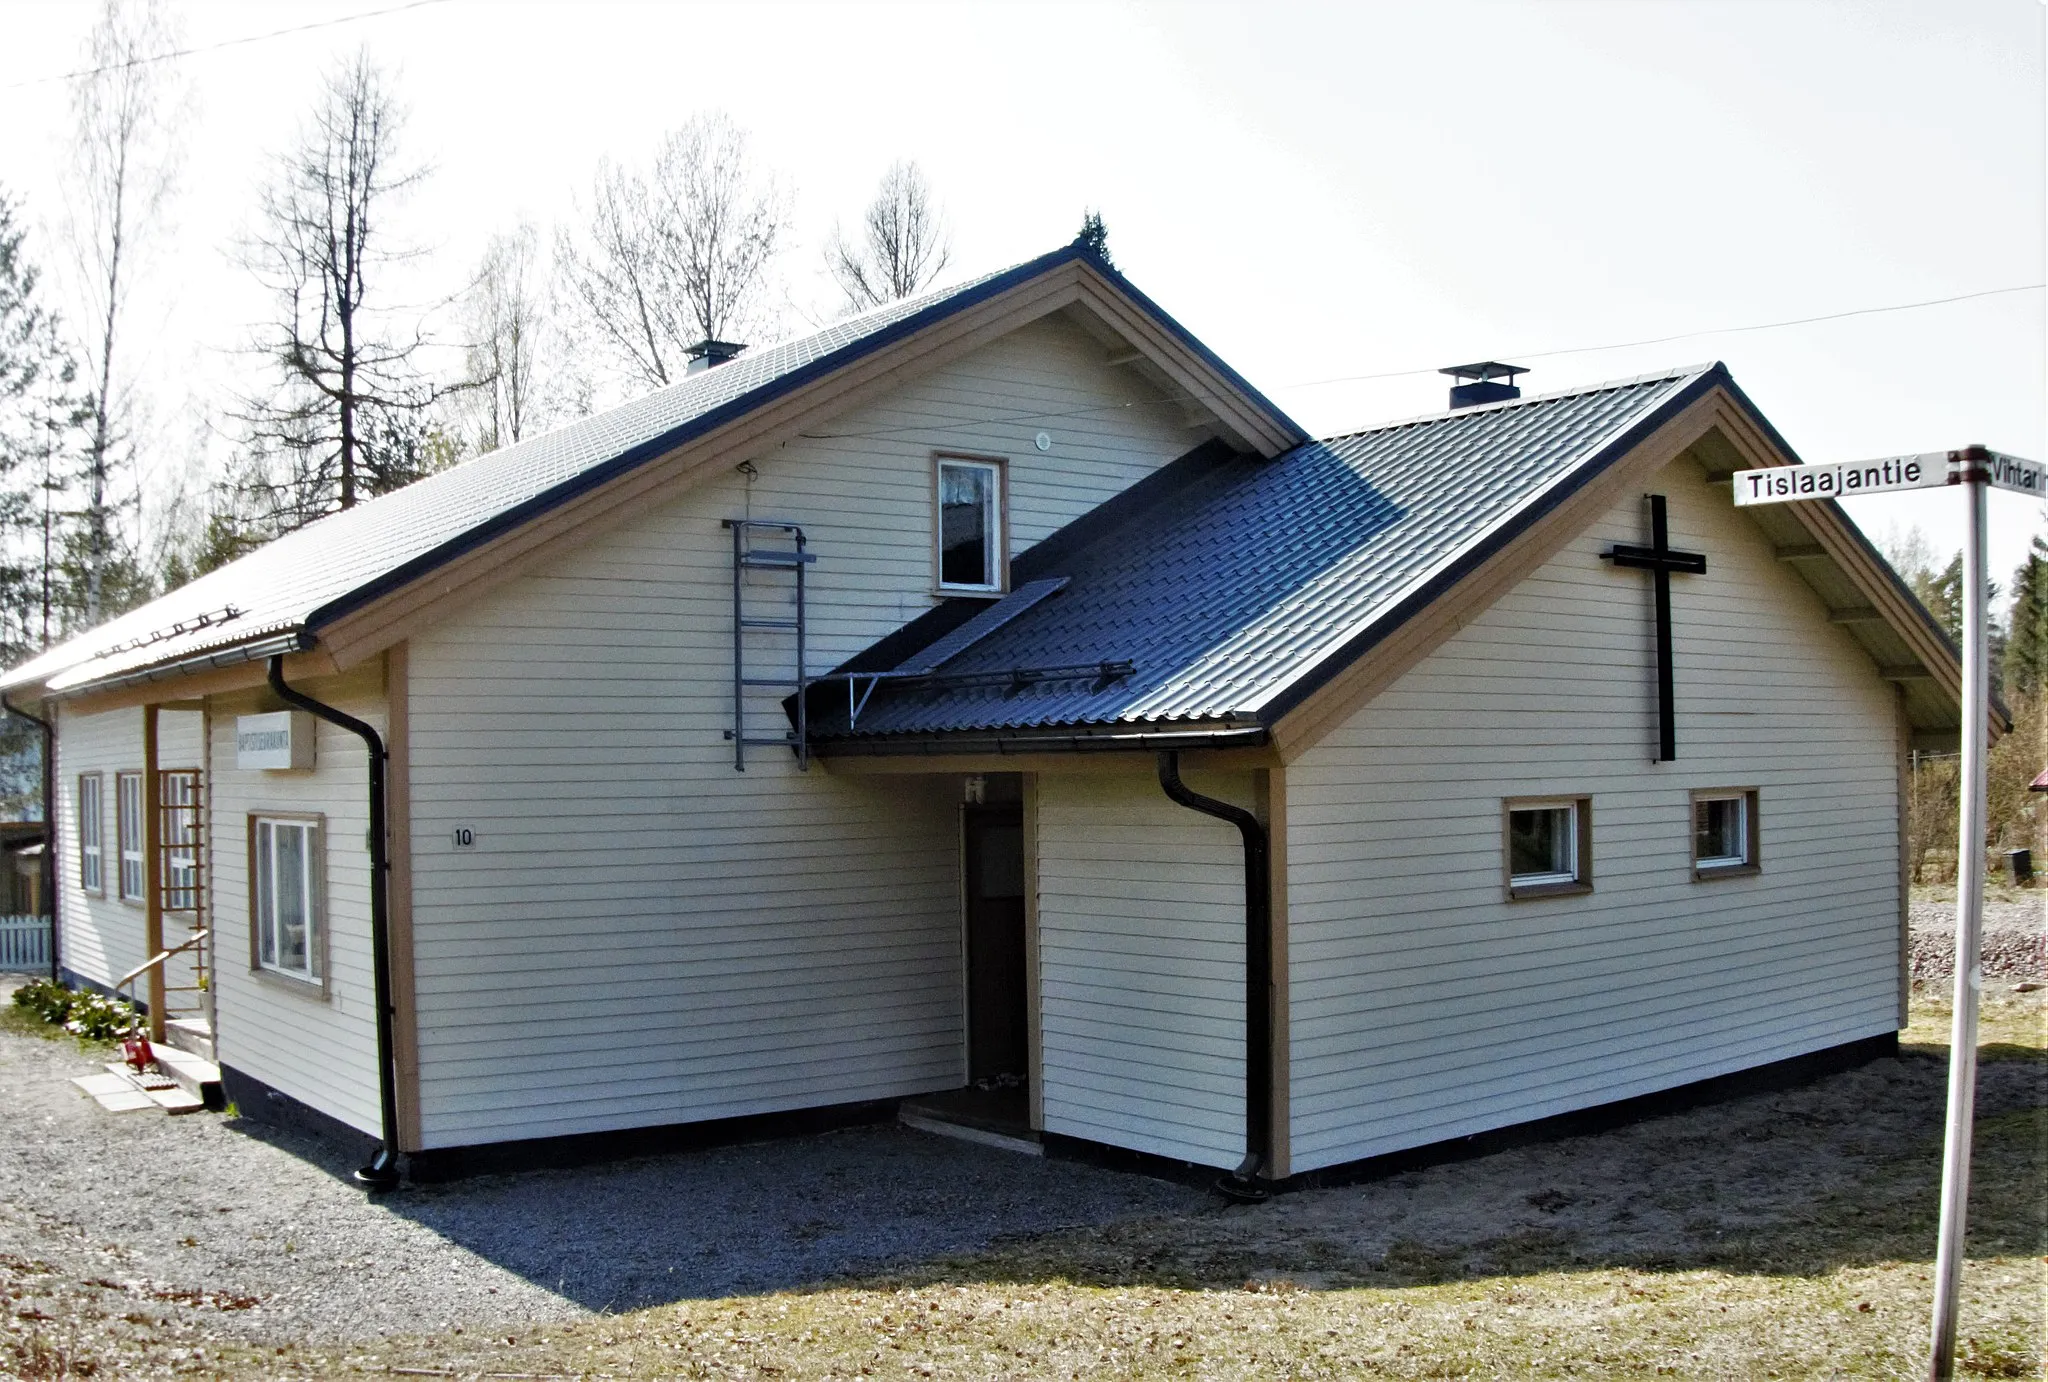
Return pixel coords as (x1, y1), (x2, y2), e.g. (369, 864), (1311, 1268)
(76, 774), (103, 893)
(936, 456), (1004, 593)
(251, 814), (323, 985)
(1505, 796), (1592, 898)
(1693, 789), (1759, 878)
(116, 771), (144, 903)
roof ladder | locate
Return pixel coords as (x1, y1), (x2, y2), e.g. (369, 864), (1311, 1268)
(723, 518), (816, 771)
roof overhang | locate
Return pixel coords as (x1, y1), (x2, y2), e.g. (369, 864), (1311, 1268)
(1262, 371), (1988, 760)
(7, 246), (1307, 705)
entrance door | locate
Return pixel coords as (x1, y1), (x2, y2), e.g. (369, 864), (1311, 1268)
(963, 803), (1028, 1084)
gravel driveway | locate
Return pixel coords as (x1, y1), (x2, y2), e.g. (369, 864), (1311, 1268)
(0, 981), (1201, 1352)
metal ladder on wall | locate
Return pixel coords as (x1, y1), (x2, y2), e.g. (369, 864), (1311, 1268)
(723, 519), (815, 771)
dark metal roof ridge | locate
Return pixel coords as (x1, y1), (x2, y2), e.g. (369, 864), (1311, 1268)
(1256, 363), (1732, 726)
(1318, 365), (1709, 446)
(811, 722), (1269, 758)
(304, 246), (1303, 638)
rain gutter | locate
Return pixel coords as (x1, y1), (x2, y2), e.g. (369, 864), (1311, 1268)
(1156, 749), (1273, 1203)
(266, 655), (401, 1191)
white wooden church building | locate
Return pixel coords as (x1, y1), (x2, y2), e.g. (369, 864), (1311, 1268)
(3, 245), (1971, 1190)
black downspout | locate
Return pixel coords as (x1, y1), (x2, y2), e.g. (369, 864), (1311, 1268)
(267, 656), (401, 1191)
(1157, 750), (1273, 1203)
(3, 693), (58, 981)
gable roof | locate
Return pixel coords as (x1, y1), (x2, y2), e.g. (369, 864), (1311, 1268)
(6, 244), (1304, 700)
(810, 363), (1974, 754)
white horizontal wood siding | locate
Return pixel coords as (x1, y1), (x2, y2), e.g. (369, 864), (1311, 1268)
(208, 685), (384, 1136)
(405, 315), (1195, 1148)
(1034, 768), (1250, 1168)
(1284, 462), (1904, 1173)
(51, 705), (202, 992)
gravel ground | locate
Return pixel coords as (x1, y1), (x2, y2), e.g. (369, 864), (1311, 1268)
(0, 979), (1200, 1355)
(1907, 895), (2045, 981)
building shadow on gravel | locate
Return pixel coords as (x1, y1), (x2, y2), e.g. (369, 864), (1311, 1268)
(351, 1121), (1207, 1313)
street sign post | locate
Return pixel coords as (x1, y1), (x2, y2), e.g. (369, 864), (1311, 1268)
(1731, 443), (2039, 1382)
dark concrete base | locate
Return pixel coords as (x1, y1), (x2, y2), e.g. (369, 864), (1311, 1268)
(227, 1030), (1902, 1193)
(220, 1064), (384, 1167)
(1281, 1031), (1902, 1192)
(403, 1098), (902, 1183)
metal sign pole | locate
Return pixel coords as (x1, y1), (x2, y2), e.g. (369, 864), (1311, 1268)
(1926, 449), (1990, 1382)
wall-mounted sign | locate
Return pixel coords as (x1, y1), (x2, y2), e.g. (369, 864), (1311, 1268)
(235, 711), (316, 771)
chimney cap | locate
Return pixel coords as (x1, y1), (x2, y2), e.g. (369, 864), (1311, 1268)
(685, 339), (747, 374)
(1439, 361), (1528, 385)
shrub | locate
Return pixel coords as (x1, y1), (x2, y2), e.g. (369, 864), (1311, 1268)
(9, 978), (137, 1040)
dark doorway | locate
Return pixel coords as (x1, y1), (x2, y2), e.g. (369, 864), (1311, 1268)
(963, 800), (1028, 1086)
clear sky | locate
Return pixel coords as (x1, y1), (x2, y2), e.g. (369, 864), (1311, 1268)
(1, 0), (2042, 585)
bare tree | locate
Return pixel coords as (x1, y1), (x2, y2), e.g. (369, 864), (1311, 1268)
(557, 112), (789, 392)
(458, 224), (577, 453)
(64, 0), (182, 624)
(238, 49), (448, 526)
(826, 160), (951, 313)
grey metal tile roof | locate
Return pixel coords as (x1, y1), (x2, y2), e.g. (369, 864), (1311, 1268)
(814, 366), (1717, 740)
(14, 240), (1308, 697)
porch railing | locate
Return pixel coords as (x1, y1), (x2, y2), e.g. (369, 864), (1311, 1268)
(0, 914), (52, 972)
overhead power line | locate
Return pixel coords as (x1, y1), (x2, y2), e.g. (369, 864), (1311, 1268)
(1278, 282), (2046, 392)
(3, 0), (454, 92)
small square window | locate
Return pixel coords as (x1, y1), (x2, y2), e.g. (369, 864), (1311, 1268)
(1693, 790), (1759, 877)
(936, 457), (1003, 593)
(1505, 797), (1592, 898)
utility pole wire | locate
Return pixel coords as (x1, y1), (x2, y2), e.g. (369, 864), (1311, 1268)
(1280, 282), (2047, 392)
(2, 0), (454, 92)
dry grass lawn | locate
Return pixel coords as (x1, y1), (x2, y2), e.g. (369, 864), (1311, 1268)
(12, 987), (2035, 1380)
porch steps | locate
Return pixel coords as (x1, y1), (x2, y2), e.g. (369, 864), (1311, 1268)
(150, 1042), (224, 1110)
(69, 1043), (222, 1115)
(164, 1016), (215, 1063)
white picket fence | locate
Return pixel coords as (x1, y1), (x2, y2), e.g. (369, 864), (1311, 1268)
(0, 914), (52, 972)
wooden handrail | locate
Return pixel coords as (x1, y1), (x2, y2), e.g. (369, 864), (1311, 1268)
(115, 929), (209, 991)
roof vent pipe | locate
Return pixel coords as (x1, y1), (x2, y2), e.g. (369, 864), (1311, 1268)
(685, 340), (747, 375)
(1441, 361), (1527, 410)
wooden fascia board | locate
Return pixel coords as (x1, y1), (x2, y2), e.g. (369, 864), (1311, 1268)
(1267, 390), (1726, 761)
(313, 270), (1094, 669)
(1691, 394), (1983, 734)
(1069, 272), (1298, 456)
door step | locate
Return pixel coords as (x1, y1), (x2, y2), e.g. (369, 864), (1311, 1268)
(899, 1110), (1044, 1157)
(149, 1044), (225, 1110)
(70, 1048), (222, 1115)
(164, 1016), (215, 1063)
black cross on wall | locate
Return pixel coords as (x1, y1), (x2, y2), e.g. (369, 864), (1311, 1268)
(1601, 494), (1706, 762)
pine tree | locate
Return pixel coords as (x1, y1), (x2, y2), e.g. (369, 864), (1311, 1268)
(2004, 535), (2048, 698)
(1075, 209), (1112, 267)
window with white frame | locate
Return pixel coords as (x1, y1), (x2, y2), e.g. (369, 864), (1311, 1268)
(251, 815), (322, 983)
(1693, 789), (1758, 876)
(936, 457), (1003, 593)
(1506, 796), (1592, 897)
(115, 771), (144, 902)
(76, 774), (103, 893)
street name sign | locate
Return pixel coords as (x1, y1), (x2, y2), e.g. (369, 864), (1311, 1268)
(1984, 450), (2046, 497)
(1732, 449), (2045, 507)
(1731, 454), (1947, 505)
